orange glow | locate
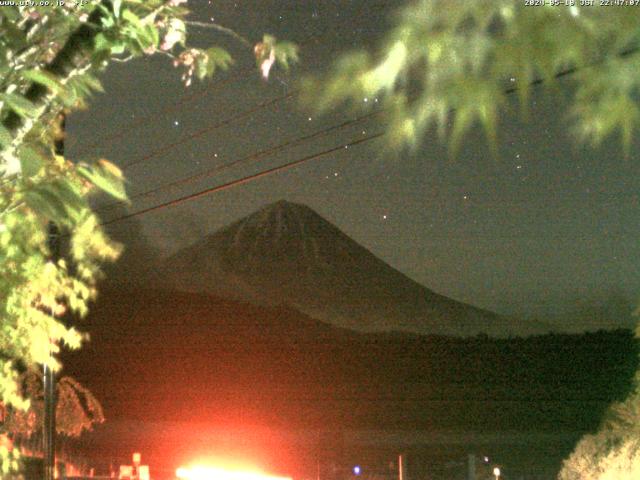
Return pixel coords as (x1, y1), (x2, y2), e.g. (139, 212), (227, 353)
(175, 465), (292, 480)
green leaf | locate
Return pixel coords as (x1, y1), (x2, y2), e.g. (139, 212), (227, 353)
(77, 161), (127, 201)
(24, 188), (68, 224)
(94, 32), (112, 53)
(83, 74), (105, 93)
(203, 47), (233, 78)
(141, 24), (160, 49)
(1, 20), (27, 50)
(22, 70), (63, 95)
(0, 124), (12, 147)
(478, 103), (498, 159)
(0, 6), (20, 22)
(47, 180), (85, 222)
(18, 147), (44, 178)
(110, 42), (126, 55)
(113, 0), (122, 18)
(449, 107), (473, 159)
(122, 9), (143, 28)
(72, 74), (104, 95)
(0, 93), (38, 118)
(97, 2), (116, 27)
(262, 34), (276, 48)
(273, 41), (299, 71)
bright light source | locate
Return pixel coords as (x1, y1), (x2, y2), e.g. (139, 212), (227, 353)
(353, 466), (361, 475)
(493, 467), (501, 478)
(175, 466), (292, 480)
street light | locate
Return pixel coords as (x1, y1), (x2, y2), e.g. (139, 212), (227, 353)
(493, 466), (501, 480)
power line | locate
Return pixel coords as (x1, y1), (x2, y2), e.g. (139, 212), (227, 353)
(77, 37), (640, 228)
(95, 54), (598, 226)
(101, 130), (384, 226)
(68, 68), (254, 157)
(96, 109), (382, 214)
(106, 42), (640, 186)
(122, 89), (296, 170)
(68, 6), (393, 158)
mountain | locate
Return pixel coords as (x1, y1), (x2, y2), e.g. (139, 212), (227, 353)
(153, 200), (521, 337)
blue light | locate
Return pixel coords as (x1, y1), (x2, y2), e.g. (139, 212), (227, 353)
(353, 466), (361, 475)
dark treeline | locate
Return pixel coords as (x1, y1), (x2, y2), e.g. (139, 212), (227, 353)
(64, 289), (639, 434)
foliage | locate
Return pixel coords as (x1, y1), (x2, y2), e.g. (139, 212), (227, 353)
(254, 34), (299, 80)
(0, 0), (296, 442)
(4, 371), (104, 439)
(306, 1), (640, 155)
(0, 436), (20, 479)
(559, 374), (640, 480)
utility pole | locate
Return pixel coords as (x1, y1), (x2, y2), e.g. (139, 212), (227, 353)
(43, 221), (58, 480)
(467, 454), (475, 480)
(398, 454), (406, 480)
(43, 113), (65, 480)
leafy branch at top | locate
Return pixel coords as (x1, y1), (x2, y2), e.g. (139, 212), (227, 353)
(305, 1), (640, 157)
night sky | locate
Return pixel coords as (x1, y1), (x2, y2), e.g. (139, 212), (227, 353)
(67, 0), (640, 329)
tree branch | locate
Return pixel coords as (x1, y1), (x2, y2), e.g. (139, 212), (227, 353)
(1, 2), (113, 159)
(186, 20), (252, 49)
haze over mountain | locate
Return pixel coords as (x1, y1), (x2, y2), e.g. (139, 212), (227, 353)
(153, 200), (533, 337)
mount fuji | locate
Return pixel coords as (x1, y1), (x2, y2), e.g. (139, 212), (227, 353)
(153, 200), (518, 337)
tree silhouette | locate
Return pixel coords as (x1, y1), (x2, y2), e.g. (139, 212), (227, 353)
(4, 370), (104, 446)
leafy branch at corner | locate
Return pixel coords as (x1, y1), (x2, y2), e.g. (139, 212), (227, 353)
(0, 1), (297, 470)
(307, 1), (640, 157)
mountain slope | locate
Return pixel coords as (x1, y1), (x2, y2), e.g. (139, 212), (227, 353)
(155, 200), (517, 336)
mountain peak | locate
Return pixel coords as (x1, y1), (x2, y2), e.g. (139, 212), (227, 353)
(245, 199), (325, 235)
(157, 201), (514, 336)
(220, 200), (342, 255)
(263, 199), (310, 212)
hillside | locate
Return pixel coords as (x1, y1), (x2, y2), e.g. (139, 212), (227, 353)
(153, 200), (524, 337)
